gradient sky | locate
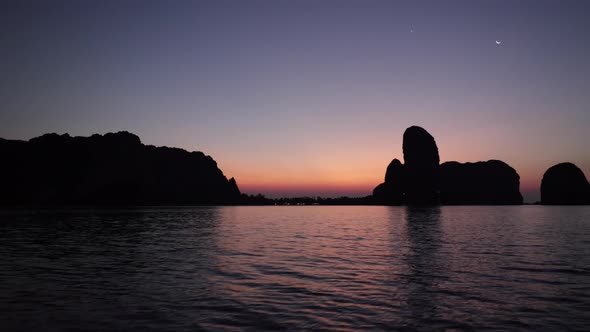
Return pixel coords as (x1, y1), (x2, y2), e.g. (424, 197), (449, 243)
(2, 0), (589, 202)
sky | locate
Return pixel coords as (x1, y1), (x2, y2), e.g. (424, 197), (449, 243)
(1, 0), (589, 202)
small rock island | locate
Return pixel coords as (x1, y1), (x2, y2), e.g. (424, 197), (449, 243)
(0, 132), (241, 205)
(541, 162), (590, 205)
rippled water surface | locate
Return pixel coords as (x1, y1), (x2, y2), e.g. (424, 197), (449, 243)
(1, 206), (590, 331)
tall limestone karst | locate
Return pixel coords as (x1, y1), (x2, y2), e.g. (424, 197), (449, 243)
(402, 126), (440, 205)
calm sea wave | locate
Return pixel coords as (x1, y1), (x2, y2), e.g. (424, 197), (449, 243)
(1, 206), (589, 331)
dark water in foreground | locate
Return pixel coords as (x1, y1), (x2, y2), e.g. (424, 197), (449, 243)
(1, 206), (589, 331)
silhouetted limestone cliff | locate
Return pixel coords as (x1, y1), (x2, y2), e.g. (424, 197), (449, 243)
(440, 160), (523, 205)
(0, 132), (241, 205)
(402, 126), (440, 204)
(373, 158), (405, 204)
(373, 125), (523, 205)
(541, 162), (590, 205)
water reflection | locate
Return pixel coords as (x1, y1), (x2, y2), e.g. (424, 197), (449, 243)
(0, 207), (223, 332)
(3, 207), (590, 331)
(401, 206), (446, 328)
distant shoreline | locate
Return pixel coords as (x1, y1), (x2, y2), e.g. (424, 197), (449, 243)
(1, 130), (588, 207)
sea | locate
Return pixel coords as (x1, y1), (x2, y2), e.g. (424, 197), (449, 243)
(1, 206), (589, 331)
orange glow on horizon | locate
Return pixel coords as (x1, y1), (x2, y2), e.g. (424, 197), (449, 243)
(215, 123), (589, 202)
(225, 154), (553, 200)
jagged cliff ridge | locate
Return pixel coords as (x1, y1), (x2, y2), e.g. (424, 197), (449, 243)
(373, 126), (523, 205)
(541, 162), (590, 205)
(0, 132), (241, 205)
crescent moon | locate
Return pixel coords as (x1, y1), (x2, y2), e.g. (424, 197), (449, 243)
(496, 40), (502, 45)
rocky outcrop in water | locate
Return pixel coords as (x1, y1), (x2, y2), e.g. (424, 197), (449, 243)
(402, 126), (440, 204)
(0, 132), (241, 205)
(373, 125), (523, 205)
(440, 160), (523, 205)
(541, 162), (590, 205)
(373, 158), (405, 204)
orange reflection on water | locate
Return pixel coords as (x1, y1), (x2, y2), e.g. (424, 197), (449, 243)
(210, 206), (408, 316)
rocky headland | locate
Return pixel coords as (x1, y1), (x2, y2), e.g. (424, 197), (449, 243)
(0, 132), (241, 205)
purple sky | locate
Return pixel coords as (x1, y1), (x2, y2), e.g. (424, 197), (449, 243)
(1, 0), (589, 202)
